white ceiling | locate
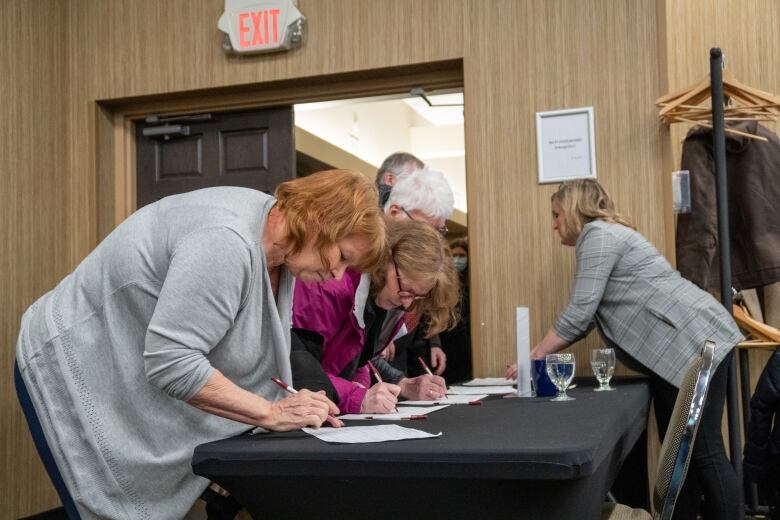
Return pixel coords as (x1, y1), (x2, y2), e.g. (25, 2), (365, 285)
(294, 92), (467, 213)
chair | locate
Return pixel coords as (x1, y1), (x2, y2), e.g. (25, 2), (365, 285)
(602, 340), (717, 520)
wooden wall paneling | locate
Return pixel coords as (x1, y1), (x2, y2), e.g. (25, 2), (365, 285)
(664, 0), (780, 188)
(2, 1), (71, 516)
(69, 0), (465, 102)
(463, 0), (667, 378)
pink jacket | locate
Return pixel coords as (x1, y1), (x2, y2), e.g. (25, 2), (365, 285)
(292, 268), (402, 413)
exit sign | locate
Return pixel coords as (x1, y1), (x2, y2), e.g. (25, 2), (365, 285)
(218, 0), (305, 54)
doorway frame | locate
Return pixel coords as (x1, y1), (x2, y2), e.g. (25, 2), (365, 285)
(95, 59), (465, 238)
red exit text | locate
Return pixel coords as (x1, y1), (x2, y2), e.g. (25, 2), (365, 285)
(238, 9), (281, 47)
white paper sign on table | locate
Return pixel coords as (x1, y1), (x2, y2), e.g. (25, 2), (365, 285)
(516, 307), (533, 397)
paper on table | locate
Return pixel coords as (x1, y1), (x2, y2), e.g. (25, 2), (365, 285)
(303, 424), (442, 444)
(399, 394), (488, 405)
(462, 377), (515, 387)
(447, 385), (515, 395)
(338, 405), (449, 420)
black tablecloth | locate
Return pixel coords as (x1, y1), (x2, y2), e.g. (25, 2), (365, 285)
(193, 380), (649, 519)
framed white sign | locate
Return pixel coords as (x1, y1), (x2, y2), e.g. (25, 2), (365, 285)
(535, 107), (596, 184)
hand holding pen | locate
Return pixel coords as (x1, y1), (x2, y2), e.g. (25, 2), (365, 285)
(361, 361), (401, 414)
(271, 377), (343, 429)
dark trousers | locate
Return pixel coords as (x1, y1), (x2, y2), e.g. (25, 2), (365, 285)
(650, 355), (740, 520)
(14, 362), (81, 519)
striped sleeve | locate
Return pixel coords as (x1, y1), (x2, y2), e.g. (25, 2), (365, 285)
(553, 225), (621, 342)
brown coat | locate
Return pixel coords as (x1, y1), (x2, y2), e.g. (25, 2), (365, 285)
(676, 121), (780, 290)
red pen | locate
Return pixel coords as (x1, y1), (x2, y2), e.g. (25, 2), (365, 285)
(417, 356), (434, 376)
(366, 360), (383, 383)
(365, 360), (398, 413)
(401, 415), (428, 420)
(271, 377), (338, 423)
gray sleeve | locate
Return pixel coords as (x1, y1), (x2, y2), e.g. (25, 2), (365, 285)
(371, 356), (405, 384)
(553, 226), (621, 343)
(143, 227), (253, 401)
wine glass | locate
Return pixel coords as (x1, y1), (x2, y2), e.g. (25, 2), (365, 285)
(545, 353), (576, 401)
(590, 348), (616, 391)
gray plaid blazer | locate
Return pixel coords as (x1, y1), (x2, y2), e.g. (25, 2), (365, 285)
(553, 220), (742, 388)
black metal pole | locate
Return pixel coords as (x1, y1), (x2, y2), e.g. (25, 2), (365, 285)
(710, 47), (745, 519)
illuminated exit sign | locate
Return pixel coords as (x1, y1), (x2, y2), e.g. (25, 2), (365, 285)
(218, 0), (305, 54)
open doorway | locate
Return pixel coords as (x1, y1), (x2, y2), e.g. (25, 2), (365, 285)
(293, 90), (467, 235)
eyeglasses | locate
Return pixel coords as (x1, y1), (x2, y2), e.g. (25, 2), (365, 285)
(392, 258), (432, 302)
(400, 207), (448, 236)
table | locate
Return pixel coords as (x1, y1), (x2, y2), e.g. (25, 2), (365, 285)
(192, 380), (649, 520)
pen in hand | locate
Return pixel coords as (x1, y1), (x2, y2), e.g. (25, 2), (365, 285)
(271, 377), (340, 425)
(366, 360), (399, 413)
(366, 360), (383, 383)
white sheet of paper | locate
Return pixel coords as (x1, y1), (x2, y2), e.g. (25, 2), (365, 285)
(447, 385), (515, 395)
(338, 405), (449, 420)
(462, 377), (515, 387)
(303, 424), (442, 443)
(399, 394), (488, 405)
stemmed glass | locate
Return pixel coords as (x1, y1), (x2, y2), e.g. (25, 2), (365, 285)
(545, 353), (576, 402)
(590, 348), (616, 391)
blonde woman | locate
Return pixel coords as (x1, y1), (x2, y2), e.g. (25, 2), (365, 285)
(507, 178), (742, 519)
(15, 170), (386, 519)
(293, 219), (459, 414)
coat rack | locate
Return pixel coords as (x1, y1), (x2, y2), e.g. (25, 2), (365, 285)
(657, 48), (760, 518)
(708, 51), (744, 520)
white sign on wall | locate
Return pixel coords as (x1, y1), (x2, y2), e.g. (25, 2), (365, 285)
(218, 0), (306, 55)
(535, 107), (596, 184)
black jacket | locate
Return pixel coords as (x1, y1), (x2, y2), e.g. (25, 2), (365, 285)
(744, 348), (780, 485)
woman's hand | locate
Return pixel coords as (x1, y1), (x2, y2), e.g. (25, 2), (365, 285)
(398, 374), (447, 400)
(265, 389), (343, 430)
(360, 382), (401, 413)
(505, 364), (518, 380)
(430, 347), (447, 375)
(189, 370), (342, 430)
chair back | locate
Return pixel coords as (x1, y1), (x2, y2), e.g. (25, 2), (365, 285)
(652, 340), (716, 520)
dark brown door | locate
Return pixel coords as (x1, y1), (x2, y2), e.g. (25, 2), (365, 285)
(135, 107), (294, 208)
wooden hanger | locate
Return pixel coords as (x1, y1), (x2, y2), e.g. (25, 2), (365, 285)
(733, 303), (780, 343)
(656, 70), (780, 142)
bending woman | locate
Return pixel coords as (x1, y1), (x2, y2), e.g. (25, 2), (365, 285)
(15, 170), (386, 519)
(293, 220), (459, 414)
(507, 179), (742, 520)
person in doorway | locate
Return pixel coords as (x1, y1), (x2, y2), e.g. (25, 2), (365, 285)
(293, 220), (459, 413)
(14, 170), (386, 519)
(374, 151), (425, 206)
(439, 237), (472, 383)
(506, 179), (742, 520)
